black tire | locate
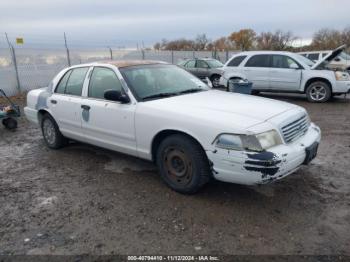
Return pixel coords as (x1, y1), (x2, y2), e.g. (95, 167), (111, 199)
(156, 134), (211, 194)
(251, 90), (260, 95)
(2, 118), (17, 130)
(305, 81), (332, 103)
(41, 114), (67, 149)
(210, 75), (221, 88)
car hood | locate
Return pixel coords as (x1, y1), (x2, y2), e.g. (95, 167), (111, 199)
(312, 45), (346, 69)
(140, 90), (299, 130)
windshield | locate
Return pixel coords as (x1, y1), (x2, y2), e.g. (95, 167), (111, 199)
(295, 54), (315, 67)
(206, 59), (224, 68)
(120, 64), (209, 101)
(340, 52), (350, 60)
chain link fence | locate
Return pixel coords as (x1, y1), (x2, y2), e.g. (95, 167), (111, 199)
(0, 47), (238, 96)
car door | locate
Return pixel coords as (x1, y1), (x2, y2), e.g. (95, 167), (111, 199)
(80, 66), (137, 156)
(269, 55), (302, 91)
(195, 60), (210, 79)
(241, 54), (270, 89)
(184, 60), (197, 76)
(49, 67), (89, 141)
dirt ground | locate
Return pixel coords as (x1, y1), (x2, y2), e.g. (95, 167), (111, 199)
(0, 92), (349, 256)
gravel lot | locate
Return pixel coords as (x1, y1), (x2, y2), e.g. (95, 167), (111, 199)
(0, 93), (349, 256)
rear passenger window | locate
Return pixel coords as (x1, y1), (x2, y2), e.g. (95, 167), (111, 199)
(227, 56), (246, 67)
(245, 55), (270, 67)
(55, 70), (72, 94)
(65, 67), (89, 96)
(88, 67), (122, 100)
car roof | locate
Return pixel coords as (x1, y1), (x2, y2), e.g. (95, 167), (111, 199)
(102, 60), (168, 68)
(182, 58), (218, 61)
(70, 60), (168, 69)
(234, 51), (296, 56)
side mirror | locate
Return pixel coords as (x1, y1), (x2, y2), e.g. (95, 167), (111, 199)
(334, 57), (341, 62)
(289, 63), (299, 69)
(104, 90), (130, 103)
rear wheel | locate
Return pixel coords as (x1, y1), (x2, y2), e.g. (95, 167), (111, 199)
(306, 81), (331, 102)
(156, 134), (210, 194)
(41, 114), (67, 149)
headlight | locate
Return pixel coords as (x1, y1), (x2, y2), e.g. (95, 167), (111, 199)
(214, 130), (282, 152)
(335, 71), (350, 81)
(255, 130), (282, 150)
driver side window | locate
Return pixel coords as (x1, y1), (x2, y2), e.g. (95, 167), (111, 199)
(88, 67), (122, 100)
(271, 55), (299, 69)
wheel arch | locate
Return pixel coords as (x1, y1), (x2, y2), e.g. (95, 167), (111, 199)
(37, 109), (52, 124)
(210, 73), (221, 80)
(151, 129), (206, 163)
(304, 77), (333, 93)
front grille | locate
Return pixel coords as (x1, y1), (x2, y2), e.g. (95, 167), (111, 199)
(281, 114), (310, 143)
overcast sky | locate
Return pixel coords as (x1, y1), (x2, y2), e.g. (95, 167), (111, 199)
(0, 0), (349, 48)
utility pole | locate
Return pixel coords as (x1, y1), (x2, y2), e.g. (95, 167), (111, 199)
(5, 32), (21, 92)
(64, 32), (71, 66)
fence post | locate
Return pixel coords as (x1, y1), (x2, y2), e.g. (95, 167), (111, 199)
(5, 33), (21, 92)
(226, 50), (229, 62)
(108, 47), (113, 60)
(141, 49), (145, 60)
(192, 51), (195, 58)
(171, 51), (174, 64)
(64, 32), (71, 66)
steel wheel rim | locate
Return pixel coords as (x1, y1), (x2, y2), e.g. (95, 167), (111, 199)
(310, 85), (326, 101)
(163, 147), (193, 186)
(43, 119), (56, 145)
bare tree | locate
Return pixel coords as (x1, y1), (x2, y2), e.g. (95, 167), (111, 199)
(153, 42), (161, 50)
(256, 30), (297, 50)
(194, 34), (210, 50)
(311, 28), (343, 49)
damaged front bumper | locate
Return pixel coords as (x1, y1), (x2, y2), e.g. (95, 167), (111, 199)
(206, 123), (321, 185)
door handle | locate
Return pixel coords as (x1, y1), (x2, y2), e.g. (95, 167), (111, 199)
(50, 99), (57, 104)
(81, 105), (91, 111)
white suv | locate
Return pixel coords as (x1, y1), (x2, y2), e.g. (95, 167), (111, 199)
(220, 45), (350, 102)
(299, 50), (350, 72)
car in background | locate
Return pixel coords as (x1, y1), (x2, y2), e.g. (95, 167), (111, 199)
(178, 58), (224, 87)
(220, 45), (350, 102)
(299, 50), (350, 72)
(25, 60), (321, 194)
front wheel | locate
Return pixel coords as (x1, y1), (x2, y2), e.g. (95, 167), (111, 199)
(306, 81), (331, 102)
(41, 114), (67, 149)
(156, 134), (211, 194)
(210, 75), (221, 88)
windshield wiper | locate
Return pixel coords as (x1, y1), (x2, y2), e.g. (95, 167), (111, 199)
(142, 92), (178, 101)
(142, 89), (205, 101)
(177, 88), (204, 94)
